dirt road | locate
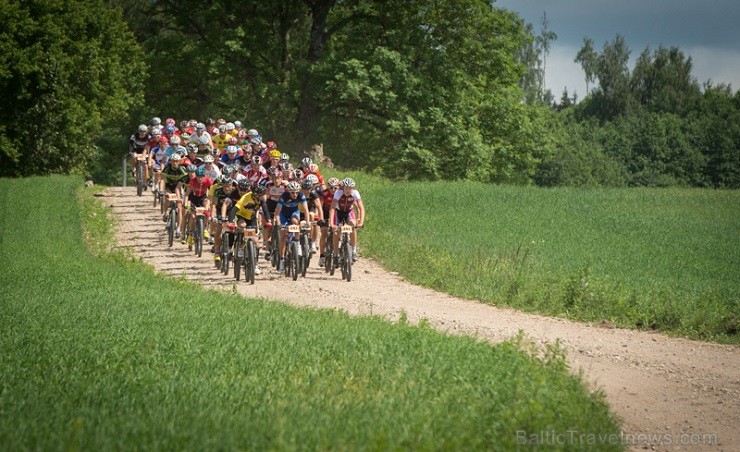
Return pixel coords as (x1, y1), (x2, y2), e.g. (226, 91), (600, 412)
(103, 186), (739, 451)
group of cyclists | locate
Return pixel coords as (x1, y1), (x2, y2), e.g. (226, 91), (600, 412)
(128, 116), (365, 277)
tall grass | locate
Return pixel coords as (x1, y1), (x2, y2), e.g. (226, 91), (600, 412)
(0, 175), (622, 450)
(348, 173), (739, 342)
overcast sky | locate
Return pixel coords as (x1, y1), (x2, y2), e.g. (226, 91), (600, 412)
(493, 0), (740, 98)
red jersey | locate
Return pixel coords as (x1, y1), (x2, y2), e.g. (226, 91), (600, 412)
(320, 188), (334, 208)
(188, 176), (213, 197)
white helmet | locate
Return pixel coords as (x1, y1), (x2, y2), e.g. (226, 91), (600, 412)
(247, 128), (259, 137)
(306, 174), (319, 185)
(203, 154), (214, 163)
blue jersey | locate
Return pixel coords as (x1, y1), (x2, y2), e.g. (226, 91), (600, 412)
(277, 191), (307, 215)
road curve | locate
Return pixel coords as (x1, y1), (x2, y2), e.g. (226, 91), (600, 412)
(103, 186), (739, 451)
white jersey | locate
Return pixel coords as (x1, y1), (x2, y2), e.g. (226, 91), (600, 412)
(202, 164), (221, 181)
(190, 131), (212, 147)
(333, 188), (361, 212)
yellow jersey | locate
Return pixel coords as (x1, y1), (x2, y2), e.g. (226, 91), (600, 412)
(212, 133), (233, 152)
(234, 192), (261, 220)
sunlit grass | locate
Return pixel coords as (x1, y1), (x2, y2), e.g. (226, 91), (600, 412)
(0, 175), (622, 450)
(348, 172), (739, 342)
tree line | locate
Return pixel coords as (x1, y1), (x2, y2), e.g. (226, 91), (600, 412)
(1, 0), (737, 188)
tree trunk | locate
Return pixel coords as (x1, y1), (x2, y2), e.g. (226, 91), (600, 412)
(295, 0), (335, 153)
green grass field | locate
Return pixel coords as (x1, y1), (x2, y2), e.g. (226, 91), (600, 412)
(349, 173), (739, 342)
(0, 175), (622, 450)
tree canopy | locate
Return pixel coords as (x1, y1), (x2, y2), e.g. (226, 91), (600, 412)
(2, 1), (737, 188)
(0, 0), (145, 177)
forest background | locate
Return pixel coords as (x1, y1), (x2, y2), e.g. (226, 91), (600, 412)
(1, 0), (738, 189)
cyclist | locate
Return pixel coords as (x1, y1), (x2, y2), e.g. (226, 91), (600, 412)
(183, 166), (213, 248)
(147, 127), (163, 153)
(186, 143), (204, 167)
(250, 137), (266, 155)
(220, 145), (246, 168)
(307, 163), (325, 186)
(261, 141), (278, 164)
(317, 177), (340, 267)
(159, 153), (188, 237)
(201, 154), (221, 180)
(205, 118), (217, 134)
(299, 157), (313, 175)
(190, 122), (215, 153)
(164, 124), (179, 139)
(211, 177), (237, 265)
(265, 149), (282, 170)
(223, 164), (246, 182)
(227, 181), (269, 275)
(329, 177), (365, 264)
(212, 124), (232, 154)
(273, 181), (309, 272)
(129, 124), (150, 183)
(300, 176), (324, 254)
(148, 135), (170, 191)
(243, 155), (267, 186)
(225, 122), (236, 137)
(263, 167), (285, 261)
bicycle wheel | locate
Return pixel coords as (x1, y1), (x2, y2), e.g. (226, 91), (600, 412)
(289, 241), (300, 281)
(284, 240), (291, 278)
(167, 209), (175, 247)
(324, 230), (333, 273)
(246, 239), (256, 285)
(343, 240), (352, 282)
(136, 161), (144, 196)
(233, 235), (243, 280)
(300, 235), (310, 277)
(195, 217), (204, 257)
(221, 232), (230, 274)
(271, 227), (280, 269)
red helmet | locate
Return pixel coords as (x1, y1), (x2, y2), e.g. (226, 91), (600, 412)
(166, 118), (176, 126)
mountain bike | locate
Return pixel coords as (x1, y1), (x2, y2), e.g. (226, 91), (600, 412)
(164, 193), (179, 247)
(299, 222), (312, 277)
(151, 172), (160, 208)
(135, 155), (147, 197)
(284, 224), (301, 281)
(192, 206), (207, 258)
(323, 225), (335, 274)
(338, 223), (354, 282)
(220, 221), (234, 274)
(268, 224), (280, 270)
(233, 223), (259, 284)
